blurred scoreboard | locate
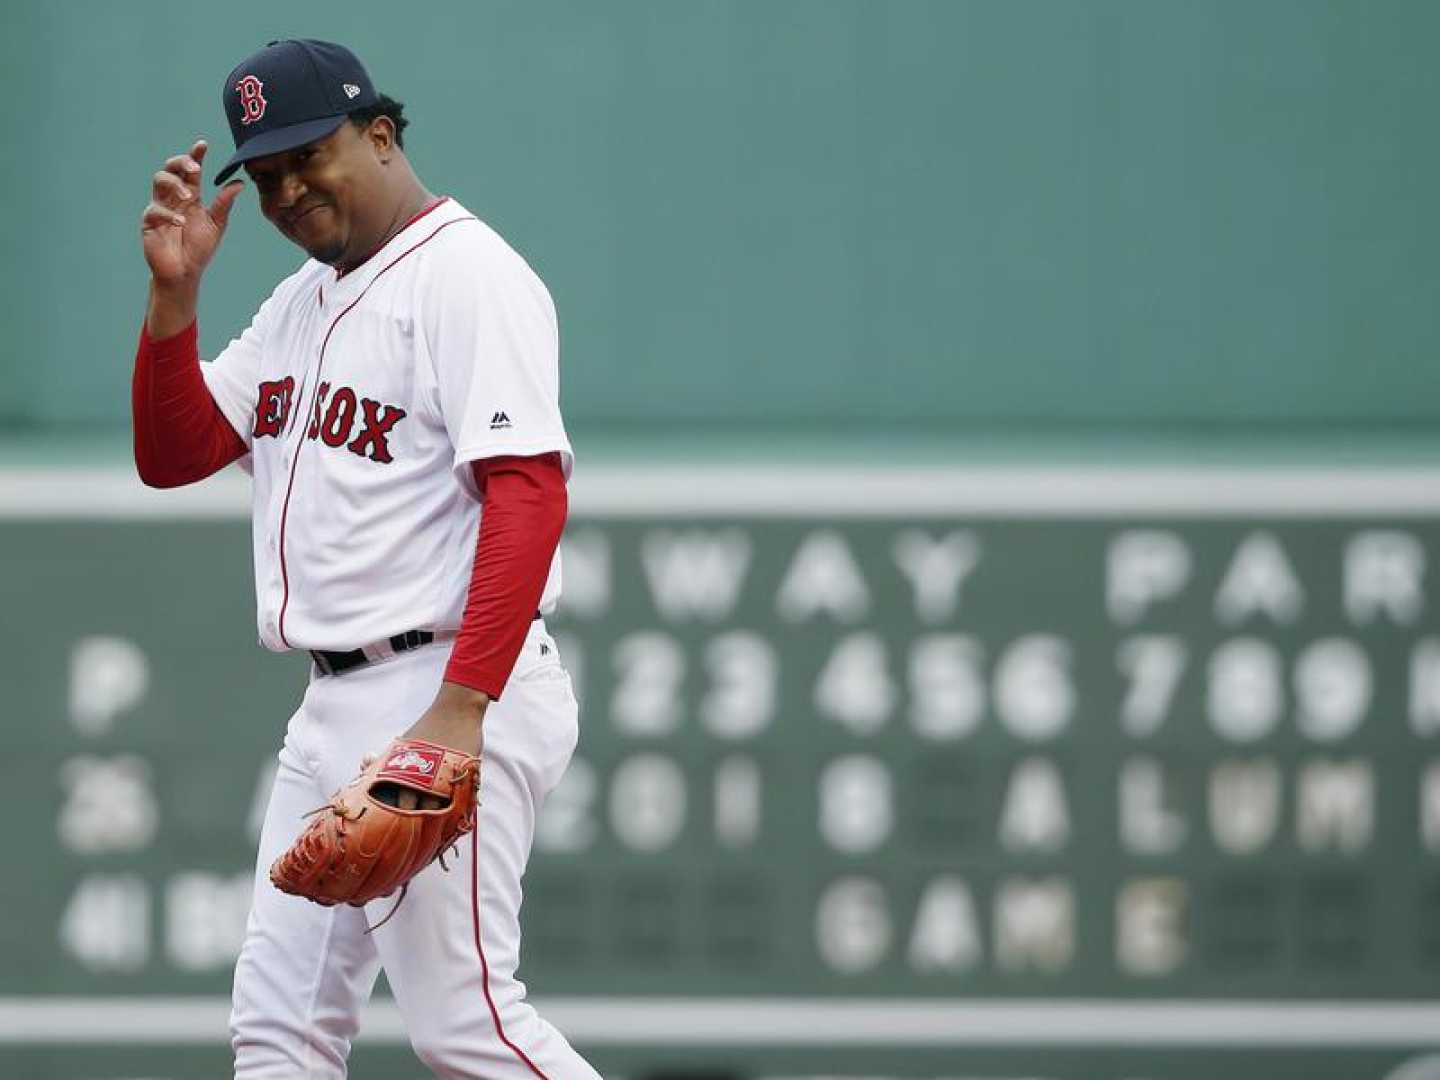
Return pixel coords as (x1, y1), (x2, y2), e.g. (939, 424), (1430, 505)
(2, 464), (1438, 1080)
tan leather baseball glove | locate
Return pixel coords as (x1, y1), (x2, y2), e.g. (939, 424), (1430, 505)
(270, 737), (481, 925)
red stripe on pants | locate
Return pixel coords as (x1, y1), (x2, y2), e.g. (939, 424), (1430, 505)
(471, 826), (551, 1078)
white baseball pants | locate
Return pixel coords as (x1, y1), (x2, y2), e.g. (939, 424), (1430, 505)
(231, 620), (602, 1079)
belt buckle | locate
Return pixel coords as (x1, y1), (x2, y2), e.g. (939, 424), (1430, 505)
(390, 629), (432, 653)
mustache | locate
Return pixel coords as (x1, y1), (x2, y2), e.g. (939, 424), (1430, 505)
(283, 202), (329, 228)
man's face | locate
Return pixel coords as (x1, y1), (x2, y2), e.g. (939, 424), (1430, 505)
(243, 121), (386, 268)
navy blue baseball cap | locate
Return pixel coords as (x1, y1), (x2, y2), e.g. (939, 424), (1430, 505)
(214, 39), (379, 185)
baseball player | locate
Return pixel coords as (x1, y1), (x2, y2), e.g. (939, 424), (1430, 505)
(133, 39), (602, 1079)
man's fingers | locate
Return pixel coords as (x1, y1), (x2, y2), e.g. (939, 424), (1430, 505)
(163, 153), (201, 177)
(152, 170), (193, 208)
(142, 201), (186, 230)
(191, 139), (208, 165)
(371, 786), (442, 812)
(163, 152), (204, 191)
(209, 180), (244, 229)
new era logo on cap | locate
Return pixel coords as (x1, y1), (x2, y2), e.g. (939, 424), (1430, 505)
(215, 39), (378, 184)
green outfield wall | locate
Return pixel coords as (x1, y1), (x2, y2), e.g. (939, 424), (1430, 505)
(2, 463), (1438, 1078)
(3, 0), (1440, 441)
(5, 1), (1440, 1076)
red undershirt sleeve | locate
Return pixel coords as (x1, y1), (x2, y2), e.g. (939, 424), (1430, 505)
(132, 321), (247, 488)
(443, 451), (568, 699)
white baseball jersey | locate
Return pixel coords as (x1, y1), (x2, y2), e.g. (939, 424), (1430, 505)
(200, 197), (572, 653)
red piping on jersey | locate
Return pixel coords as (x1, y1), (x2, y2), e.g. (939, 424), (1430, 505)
(274, 210), (477, 648)
(471, 826), (551, 1079)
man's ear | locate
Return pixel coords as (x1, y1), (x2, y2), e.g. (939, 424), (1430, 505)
(367, 115), (397, 162)
(374, 118), (403, 162)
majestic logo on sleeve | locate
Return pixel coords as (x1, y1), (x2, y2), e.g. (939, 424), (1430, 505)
(253, 378), (407, 464)
(235, 75), (268, 125)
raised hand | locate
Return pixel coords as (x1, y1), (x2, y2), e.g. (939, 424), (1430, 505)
(141, 139), (245, 289)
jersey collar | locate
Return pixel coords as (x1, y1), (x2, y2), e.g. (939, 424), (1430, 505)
(333, 195), (454, 282)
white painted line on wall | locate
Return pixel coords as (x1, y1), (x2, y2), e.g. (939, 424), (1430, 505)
(0, 997), (1437, 1047)
(3, 464), (1440, 519)
(0, 466), (252, 519)
(567, 465), (1440, 518)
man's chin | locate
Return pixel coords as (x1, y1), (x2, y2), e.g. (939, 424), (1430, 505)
(304, 240), (347, 266)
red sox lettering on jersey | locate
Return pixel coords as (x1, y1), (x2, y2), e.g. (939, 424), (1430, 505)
(200, 197), (572, 653)
(253, 376), (408, 464)
(252, 376), (294, 439)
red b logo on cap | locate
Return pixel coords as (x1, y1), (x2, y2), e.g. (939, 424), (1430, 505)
(235, 75), (267, 125)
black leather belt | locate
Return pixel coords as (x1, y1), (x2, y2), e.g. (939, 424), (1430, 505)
(310, 614), (542, 677)
(311, 629), (434, 677)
